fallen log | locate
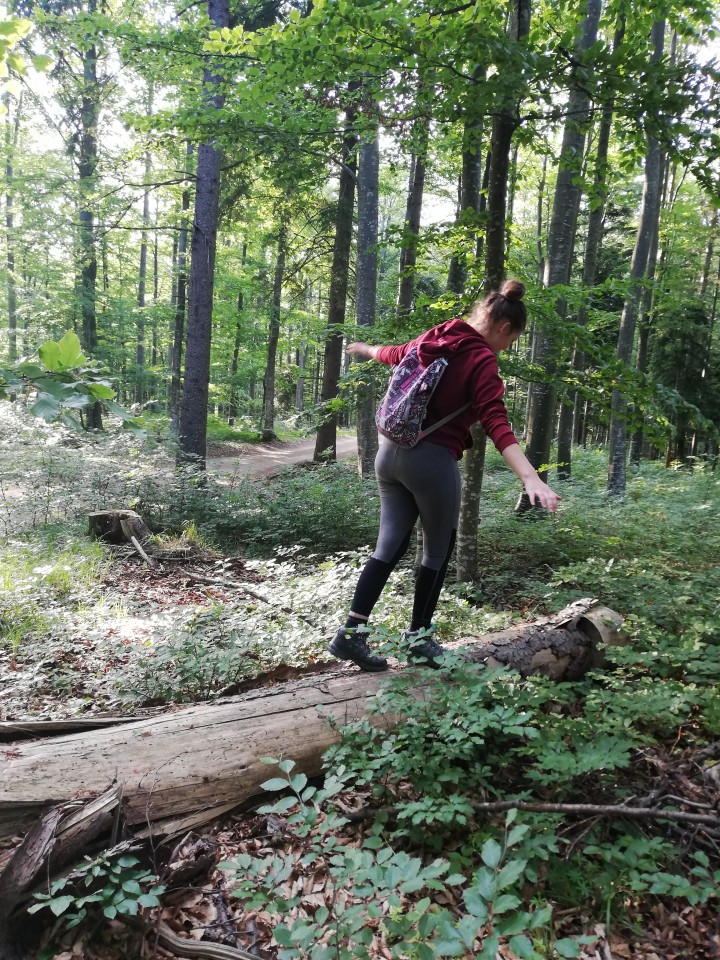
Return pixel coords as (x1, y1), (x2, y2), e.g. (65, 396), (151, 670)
(0, 600), (625, 841)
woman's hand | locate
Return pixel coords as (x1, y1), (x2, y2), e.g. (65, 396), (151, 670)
(523, 476), (560, 513)
(347, 342), (378, 361)
(501, 443), (561, 513)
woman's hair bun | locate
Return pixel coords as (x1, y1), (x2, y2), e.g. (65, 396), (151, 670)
(500, 279), (525, 302)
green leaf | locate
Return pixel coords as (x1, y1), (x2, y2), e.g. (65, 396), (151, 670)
(6, 51), (24, 73)
(278, 759), (295, 773)
(104, 398), (135, 421)
(29, 392), (60, 422)
(507, 824), (531, 847)
(496, 858), (527, 890)
(508, 934), (536, 959)
(554, 938), (582, 958)
(37, 340), (60, 372)
(481, 838), (502, 869)
(48, 895), (75, 917)
(39, 331), (86, 372)
(87, 380), (115, 400)
(32, 53), (54, 71)
(492, 893), (521, 914)
(260, 777), (290, 792)
(289, 772), (308, 792)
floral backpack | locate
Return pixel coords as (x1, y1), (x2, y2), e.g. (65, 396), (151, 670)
(375, 345), (470, 449)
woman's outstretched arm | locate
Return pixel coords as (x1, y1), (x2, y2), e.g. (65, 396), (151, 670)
(501, 443), (561, 513)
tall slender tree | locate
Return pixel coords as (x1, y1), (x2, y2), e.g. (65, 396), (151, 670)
(608, 20), (666, 495)
(355, 114), (380, 478)
(313, 90), (359, 462)
(520, 0), (602, 507)
(178, 0), (230, 466)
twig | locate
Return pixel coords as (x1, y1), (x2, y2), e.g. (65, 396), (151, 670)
(130, 535), (155, 565)
(343, 798), (720, 827)
(121, 916), (261, 960)
(176, 568), (319, 628)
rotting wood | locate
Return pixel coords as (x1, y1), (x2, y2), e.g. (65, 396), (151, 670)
(0, 600), (626, 841)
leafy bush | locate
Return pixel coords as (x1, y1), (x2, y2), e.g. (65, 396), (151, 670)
(222, 759), (589, 960)
(132, 460), (380, 557)
(30, 853), (164, 932)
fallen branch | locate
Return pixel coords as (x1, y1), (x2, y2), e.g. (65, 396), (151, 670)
(122, 916), (262, 960)
(343, 798), (720, 827)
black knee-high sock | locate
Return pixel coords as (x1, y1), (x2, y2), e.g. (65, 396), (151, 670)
(410, 530), (456, 631)
(345, 533), (413, 627)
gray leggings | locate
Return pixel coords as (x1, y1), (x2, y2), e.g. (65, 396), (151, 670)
(373, 437), (462, 571)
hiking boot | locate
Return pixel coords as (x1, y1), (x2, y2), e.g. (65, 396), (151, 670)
(404, 626), (446, 669)
(328, 626), (388, 672)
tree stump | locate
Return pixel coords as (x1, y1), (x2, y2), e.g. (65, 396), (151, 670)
(88, 509), (152, 545)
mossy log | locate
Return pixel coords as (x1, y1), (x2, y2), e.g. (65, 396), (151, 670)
(0, 601), (625, 841)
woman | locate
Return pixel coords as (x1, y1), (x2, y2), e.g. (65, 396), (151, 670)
(329, 279), (560, 672)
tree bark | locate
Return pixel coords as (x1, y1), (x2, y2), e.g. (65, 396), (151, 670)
(77, 7), (102, 430)
(447, 70), (484, 295)
(262, 220), (287, 439)
(355, 123), (380, 478)
(519, 0), (601, 505)
(228, 241), (247, 426)
(556, 17), (624, 475)
(169, 143), (193, 433)
(0, 601), (624, 841)
(178, 0), (229, 467)
(135, 84), (154, 406)
(456, 424), (487, 582)
(608, 21), (666, 495)
(4, 92), (21, 364)
(629, 153), (667, 466)
(396, 118), (429, 319)
(446, 85), (484, 582)
(313, 98), (358, 462)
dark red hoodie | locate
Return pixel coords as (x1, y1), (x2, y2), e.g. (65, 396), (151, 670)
(375, 318), (518, 460)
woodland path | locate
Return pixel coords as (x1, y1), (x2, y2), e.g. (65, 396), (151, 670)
(206, 434), (358, 477)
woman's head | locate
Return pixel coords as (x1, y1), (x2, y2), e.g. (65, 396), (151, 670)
(470, 279), (527, 333)
(465, 279), (527, 353)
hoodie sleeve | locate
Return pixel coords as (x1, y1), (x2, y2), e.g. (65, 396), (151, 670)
(471, 352), (518, 453)
(375, 341), (414, 366)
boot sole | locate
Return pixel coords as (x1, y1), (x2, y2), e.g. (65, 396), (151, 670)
(328, 640), (388, 672)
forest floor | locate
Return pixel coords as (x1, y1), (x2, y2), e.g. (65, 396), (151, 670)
(2, 405), (719, 960)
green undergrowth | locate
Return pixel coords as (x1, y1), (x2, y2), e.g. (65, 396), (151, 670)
(7, 426), (720, 954)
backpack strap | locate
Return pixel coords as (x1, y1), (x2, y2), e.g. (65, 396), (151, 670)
(419, 401), (472, 440)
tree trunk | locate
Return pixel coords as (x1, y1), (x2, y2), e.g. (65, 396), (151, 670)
(228, 242), (247, 426)
(4, 92), (21, 363)
(78, 16), (102, 430)
(0, 602), (624, 841)
(313, 99), (358, 463)
(446, 92), (484, 582)
(447, 70), (484, 295)
(178, 0), (229, 467)
(556, 17), (624, 475)
(456, 424), (487, 582)
(169, 143), (193, 433)
(629, 154), (666, 465)
(135, 87), (153, 405)
(262, 221), (287, 439)
(396, 118), (429, 319)
(356, 123), (380, 478)
(608, 21), (666, 495)
(519, 0), (601, 504)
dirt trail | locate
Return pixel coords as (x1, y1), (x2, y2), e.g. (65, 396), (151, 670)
(206, 435), (358, 478)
